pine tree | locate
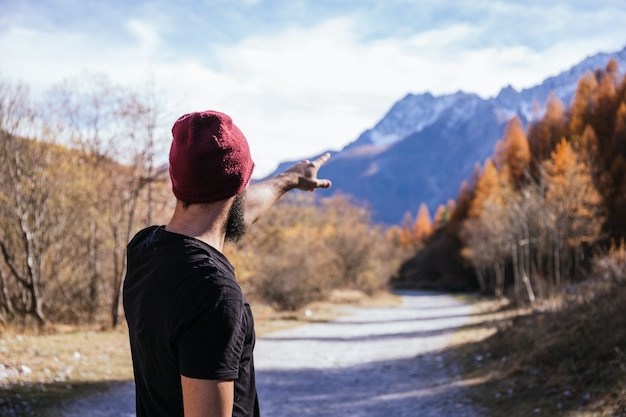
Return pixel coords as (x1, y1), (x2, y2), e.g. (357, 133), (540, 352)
(569, 72), (599, 136)
(543, 139), (604, 283)
(433, 204), (448, 226)
(528, 93), (565, 163)
(413, 203), (433, 241)
(494, 117), (531, 185)
(468, 159), (500, 218)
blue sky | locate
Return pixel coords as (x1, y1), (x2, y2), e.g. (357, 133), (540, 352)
(2, 0), (626, 177)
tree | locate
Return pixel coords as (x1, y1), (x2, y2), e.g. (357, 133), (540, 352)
(568, 72), (598, 136)
(413, 203), (433, 242)
(494, 117), (531, 185)
(462, 161), (509, 295)
(606, 155), (626, 236)
(527, 93), (565, 163)
(461, 198), (508, 296)
(543, 139), (604, 284)
(593, 69), (619, 143)
(387, 203), (434, 250)
(47, 73), (164, 327)
(0, 80), (92, 325)
(468, 159), (500, 218)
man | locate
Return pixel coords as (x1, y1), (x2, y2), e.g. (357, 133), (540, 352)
(123, 110), (331, 417)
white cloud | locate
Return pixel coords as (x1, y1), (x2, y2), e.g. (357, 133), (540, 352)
(1, 0), (626, 177)
(127, 19), (160, 52)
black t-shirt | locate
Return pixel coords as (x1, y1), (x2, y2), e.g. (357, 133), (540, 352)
(123, 226), (260, 417)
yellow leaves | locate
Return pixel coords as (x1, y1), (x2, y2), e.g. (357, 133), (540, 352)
(613, 102), (626, 140)
(414, 203), (433, 241)
(494, 116), (531, 183)
(388, 203), (433, 249)
(543, 138), (604, 246)
(569, 72), (599, 135)
(227, 194), (398, 309)
(469, 159), (502, 219)
(546, 138), (576, 177)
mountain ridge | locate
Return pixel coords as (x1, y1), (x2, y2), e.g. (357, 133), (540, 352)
(267, 45), (626, 224)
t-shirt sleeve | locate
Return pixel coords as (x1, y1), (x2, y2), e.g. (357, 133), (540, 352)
(176, 275), (245, 381)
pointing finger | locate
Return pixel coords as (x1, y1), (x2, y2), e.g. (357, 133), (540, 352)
(311, 152), (331, 168)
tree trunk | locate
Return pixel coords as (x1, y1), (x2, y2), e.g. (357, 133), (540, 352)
(87, 220), (100, 322)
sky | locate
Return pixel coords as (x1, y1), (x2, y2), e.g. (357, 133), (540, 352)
(1, 0), (626, 177)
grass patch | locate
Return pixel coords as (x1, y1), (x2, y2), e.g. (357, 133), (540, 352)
(452, 278), (626, 416)
(0, 327), (133, 416)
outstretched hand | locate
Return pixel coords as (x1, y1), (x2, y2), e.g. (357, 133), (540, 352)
(284, 152), (333, 192)
(244, 153), (332, 226)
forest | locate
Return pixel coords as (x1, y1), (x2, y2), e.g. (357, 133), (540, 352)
(394, 58), (626, 302)
(0, 74), (400, 329)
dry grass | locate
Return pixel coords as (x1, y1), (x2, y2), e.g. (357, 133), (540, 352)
(0, 289), (400, 416)
(0, 326), (133, 416)
(452, 278), (626, 417)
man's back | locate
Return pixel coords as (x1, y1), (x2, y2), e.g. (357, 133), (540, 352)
(123, 226), (259, 417)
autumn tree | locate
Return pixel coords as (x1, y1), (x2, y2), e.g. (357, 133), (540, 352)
(494, 116), (531, 186)
(413, 203), (433, 241)
(592, 67), (620, 145)
(433, 205), (446, 226)
(468, 159), (500, 218)
(47, 73), (164, 327)
(0, 81), (46, 324)
(605, 155), (626, 236)
(461, 160), (508, 295)
(387, 203), (434, 250)
(527, 93), (565, 163)
(0, 80), (94, 325)
(543, 139), (604, 285)
(568, 72), (599, 136)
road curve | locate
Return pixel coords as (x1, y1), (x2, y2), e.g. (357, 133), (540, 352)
(255, 291), (480, 417)
(61, 291), (480, 416)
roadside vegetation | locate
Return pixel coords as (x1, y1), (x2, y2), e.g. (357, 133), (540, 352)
(452, 243), (626, 416)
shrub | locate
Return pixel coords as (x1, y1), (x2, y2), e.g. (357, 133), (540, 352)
(226, 194), (400, 310)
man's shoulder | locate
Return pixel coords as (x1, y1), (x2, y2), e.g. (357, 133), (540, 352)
(128, 225), (161, 249)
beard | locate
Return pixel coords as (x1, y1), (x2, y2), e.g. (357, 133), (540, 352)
(224, 191), (247, 242)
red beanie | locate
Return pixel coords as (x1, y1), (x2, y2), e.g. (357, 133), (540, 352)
(169, 110), (254, 204)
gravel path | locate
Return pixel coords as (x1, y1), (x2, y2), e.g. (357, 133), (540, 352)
(61, 291), (480, 416)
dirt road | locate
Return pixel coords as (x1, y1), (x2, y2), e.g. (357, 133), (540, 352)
(61, 291), (481, 416)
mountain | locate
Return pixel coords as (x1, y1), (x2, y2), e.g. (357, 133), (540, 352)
(268, 45), (626, 224)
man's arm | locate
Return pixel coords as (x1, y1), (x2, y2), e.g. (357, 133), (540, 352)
(244, 152), (332, 227)
(181, 376), (234, 417)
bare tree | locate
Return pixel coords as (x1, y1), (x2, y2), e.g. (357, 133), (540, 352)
(47, 73), (165, 327)
(0, 80), (86, 325)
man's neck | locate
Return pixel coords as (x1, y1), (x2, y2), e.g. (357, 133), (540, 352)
(165, 199), (232, 252)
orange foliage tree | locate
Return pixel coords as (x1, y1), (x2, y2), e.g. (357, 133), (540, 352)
(543, 139), (604, 285)
(461, 160), (508, 295)
(387, 203), (434, 250)
(527, 93), (565, 163)
(494, 116), (531, 185)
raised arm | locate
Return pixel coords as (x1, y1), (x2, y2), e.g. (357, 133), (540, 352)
(244, 153), (332, 227)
